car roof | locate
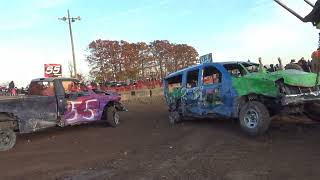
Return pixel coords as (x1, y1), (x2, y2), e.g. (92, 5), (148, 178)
(164, 61), (258, 79)
(31, 77), (79, 82)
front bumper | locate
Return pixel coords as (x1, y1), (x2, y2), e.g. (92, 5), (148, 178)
(282, 90), (320, 105)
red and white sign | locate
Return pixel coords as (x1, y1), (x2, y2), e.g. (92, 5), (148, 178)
(44, 64), (62, 77)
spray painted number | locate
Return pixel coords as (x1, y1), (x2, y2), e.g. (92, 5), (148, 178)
(66, 99), (98, 123)
(45, 66), (61, 74)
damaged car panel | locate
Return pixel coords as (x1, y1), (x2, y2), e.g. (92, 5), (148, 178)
(0, 96), (57, 133)
(165, 63), (238, 118)
(0, 77), (127, 151)
(164, 61), (320, 136)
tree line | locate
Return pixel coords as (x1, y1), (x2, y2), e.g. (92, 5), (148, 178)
(86, 40), (199, 82)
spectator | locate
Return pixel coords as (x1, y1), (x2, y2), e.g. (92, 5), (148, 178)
(311, 50), (320, 73)
(9, 81), (15, 96)
(298, 58), (311, 72)
(9, 81), (14, 90)
(268, 64), (275, 72)
(11, 87), (17, 96)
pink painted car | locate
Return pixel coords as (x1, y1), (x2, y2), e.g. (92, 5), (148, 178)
(0, 78), (127, 151)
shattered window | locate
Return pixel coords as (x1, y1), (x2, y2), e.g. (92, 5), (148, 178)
(29, 81), (55, 96)
(187, 69), (199, 88)
(203, 66), (222, 85)
(167, 74), (182, 93)
(243, 63), (259, 73)
(62, 81), (89, 97)
(62, 81), (80, 93)
(224, 64), (247, 78)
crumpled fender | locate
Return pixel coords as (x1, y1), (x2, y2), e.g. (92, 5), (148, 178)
(114, 101), (128, 111)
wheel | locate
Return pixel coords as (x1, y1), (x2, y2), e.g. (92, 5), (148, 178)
(304, 103), (320, 121)
(0, 129), (16, 151)
(168, 102), (183, 125)
(106, 106), (120, 127)
(169, 110), (182, 124)
(239, 101), (271, 136)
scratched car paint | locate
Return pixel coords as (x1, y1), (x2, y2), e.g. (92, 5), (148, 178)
(164, 61), (320, 136)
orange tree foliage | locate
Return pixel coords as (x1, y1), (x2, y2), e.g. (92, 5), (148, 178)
(86, 40), (198, 82)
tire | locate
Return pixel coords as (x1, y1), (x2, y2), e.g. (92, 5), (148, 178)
(0, 129), (16, 151)
(169, 110), (182, 124)
(304, 103), (320, 121)
(239, 101), (271, 136)
(168, 102), (183, 125)
(106, 106), (120, 127)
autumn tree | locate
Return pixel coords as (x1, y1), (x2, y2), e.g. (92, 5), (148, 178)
(86, 39), (199, 82)
(149, 40), (174, 79)
(122, 41), (141, 80)
(87, 39), (121, 81)
(136, 42), (152, 79)
(171, 44), (198, 72)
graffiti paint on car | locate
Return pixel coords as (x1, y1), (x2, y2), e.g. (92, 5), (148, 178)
(164, 61), (320, 119)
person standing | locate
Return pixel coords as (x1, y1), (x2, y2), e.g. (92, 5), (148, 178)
(11, 87), (17, 96)
(311, 50), (320, 73)
(8, 81), (15, 96)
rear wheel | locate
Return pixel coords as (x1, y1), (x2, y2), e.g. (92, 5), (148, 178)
(106, 106), (120, 127)
(0, 129), (16, 151)
(304, 103), (320, 121)
(168, 102), (183, 124)
(239, 101), (271, 136)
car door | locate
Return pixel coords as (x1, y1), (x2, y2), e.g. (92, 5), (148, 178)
(61, 80), (100, 125)
(200, 65), (225, 115)
(183, 68), (202, 115)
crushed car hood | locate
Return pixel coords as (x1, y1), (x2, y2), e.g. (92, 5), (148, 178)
(232, 70), (320, 97)
(265, 70), (319, 87)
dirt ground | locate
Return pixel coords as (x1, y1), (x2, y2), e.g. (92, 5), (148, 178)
(1, 98), (320, 180)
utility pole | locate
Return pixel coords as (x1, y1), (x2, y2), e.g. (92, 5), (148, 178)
(59, 10), (81, 79)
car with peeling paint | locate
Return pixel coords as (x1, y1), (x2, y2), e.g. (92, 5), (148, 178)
(164, 61), (320, 136)
(0, 78), (127, 151)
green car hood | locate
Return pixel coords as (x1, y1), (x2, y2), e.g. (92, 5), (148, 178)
(233, 70), (320, 97)
(267, 70), (319, 87)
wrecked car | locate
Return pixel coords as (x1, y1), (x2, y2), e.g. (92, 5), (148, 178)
(164, 61), (320, 136)
(0, 78), (127, 151)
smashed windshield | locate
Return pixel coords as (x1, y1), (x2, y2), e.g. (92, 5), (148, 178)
(242, 62), (260, 73)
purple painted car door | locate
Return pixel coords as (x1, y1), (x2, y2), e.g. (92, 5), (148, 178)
(61, 80), (100, 125)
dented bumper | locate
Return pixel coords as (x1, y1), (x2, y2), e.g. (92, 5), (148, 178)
(282, 91), (320, 105)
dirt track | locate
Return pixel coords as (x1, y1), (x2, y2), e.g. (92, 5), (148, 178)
(1, 98), (320, 180)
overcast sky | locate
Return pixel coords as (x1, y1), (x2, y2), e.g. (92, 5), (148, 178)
(0, 0), (318, 87)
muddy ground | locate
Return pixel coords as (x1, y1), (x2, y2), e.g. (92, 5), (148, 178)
(1, 98), (320, 180)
